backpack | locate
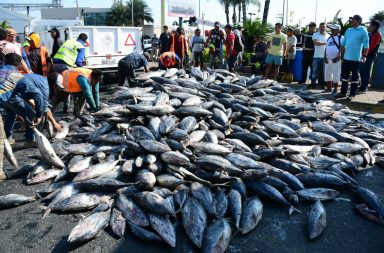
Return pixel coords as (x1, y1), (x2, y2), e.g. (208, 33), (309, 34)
(234, 33), (244, 52)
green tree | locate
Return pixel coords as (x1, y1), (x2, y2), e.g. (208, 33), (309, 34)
(107, 2), (129, 26)
(242, 0), (261, 23)
(371, 11), (384, 22)
(107, 0), (153, 27)
(127, 0), (154, 27)
(217, 0), (231, 24)
(242, 19), (273, 51)
(337, 18), (352, 36)
(262, 0), (271, 24)
(0, 20), (11, 30)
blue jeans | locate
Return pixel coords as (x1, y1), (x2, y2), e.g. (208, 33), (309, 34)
(311, 57), (324, 85)
(226, 54), (238, 72)
(359, 56), (375, 91)
(3, 99), (36, 141)
(209, 50), (225, 69)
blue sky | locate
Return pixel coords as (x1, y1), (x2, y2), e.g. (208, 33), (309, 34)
(12, 0), (383, 27)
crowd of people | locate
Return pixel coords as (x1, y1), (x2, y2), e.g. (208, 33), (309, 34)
(0, 14), (382, 180)
(0, 27), (104, 180)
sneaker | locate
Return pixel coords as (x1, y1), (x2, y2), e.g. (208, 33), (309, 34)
(334, 93), (346, 99)
(346, 95), (355, 101)
(358, 89), (367, 94)
(7, 137), (15, 145)
(321, 88), (332, 93)
(24, 140), (37, 148)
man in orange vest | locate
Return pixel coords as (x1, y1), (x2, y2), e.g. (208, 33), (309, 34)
(169, 27), (188, 66)
(25, 33), (51, 76)
(158, 51), (181, 70)
(50, 68), (102, 118)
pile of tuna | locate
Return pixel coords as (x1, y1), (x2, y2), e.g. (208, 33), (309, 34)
(2, 67), (384, 252)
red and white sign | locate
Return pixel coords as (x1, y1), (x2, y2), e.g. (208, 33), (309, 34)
(124, 33), (136, 46)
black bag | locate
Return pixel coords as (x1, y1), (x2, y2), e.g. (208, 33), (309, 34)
(234, 34), (244, 52)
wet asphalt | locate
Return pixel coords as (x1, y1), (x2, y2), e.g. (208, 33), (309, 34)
(0, 83), (383, 253)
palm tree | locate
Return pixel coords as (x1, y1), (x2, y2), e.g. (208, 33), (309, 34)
(0, 20), (11, 30)
(217, 0), (231, 24)
(127, 0), (154, 27)
(262, 0), (270, 24)
(242, 0), (261, 23)
(107, 0), (153, 26)
(108, 2), (129, 26)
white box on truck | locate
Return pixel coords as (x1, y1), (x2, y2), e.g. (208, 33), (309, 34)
(38, 26), (143, 73)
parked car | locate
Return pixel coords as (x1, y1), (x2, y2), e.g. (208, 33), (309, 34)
(143, 39), (152, 53)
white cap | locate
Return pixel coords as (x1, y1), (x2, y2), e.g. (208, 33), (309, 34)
(329, 24), (341, 30)
(56, 74), (64, 89)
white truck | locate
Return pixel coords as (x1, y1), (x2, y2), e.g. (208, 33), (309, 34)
(38, 26), (143, 74)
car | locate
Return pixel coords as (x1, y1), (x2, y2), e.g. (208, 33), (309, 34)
(143, 39), (152, 53)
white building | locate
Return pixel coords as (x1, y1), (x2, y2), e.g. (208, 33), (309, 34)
(0, 7), (28, 40)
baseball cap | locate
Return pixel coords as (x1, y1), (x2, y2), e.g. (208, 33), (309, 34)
(48, 27), (59, 33)
(56, 74), (64, 89)
(329, 24), (341, 30)
(349, 15), (362, 22)
(224, 24), (232, 29)
(214, 21), (220, 26)
(308, 22), (316, 27)
(287, 27), (294, 32)
(237, 24), (243, 29)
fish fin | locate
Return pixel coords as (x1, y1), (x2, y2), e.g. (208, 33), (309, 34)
(42, 208), (51, 218)
(289, 206), (302, 215)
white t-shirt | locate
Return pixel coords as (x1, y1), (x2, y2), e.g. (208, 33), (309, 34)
(287, 35), (297, 59)
(325, 35), (344, 60)
(312, 31), (329, 58)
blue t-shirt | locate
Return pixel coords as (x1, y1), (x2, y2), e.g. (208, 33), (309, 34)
(121, 51), (148, 69)
(342, 26), (369, 61)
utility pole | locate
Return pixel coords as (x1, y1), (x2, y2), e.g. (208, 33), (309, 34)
(286, 0), (289, 26)
(282, 0), (285, 25)
(131, 0), (134, 26)
(161, 0), (165, 28)
(315, 0), (318, 23)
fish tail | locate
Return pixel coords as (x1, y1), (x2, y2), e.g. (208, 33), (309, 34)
(289, 206), (302, 215)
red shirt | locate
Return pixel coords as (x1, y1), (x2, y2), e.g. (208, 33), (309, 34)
(225, 32), (237, 57)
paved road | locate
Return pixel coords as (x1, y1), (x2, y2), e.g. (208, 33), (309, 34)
(1, 85), (384, 253)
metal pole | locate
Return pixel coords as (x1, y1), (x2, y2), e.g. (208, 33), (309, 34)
(199, 0), (201, 18)
(315, 0), (318, 23)
(131, 0), (134, 26)
(282, 0), (285, 25)
(286, 0), (289, 25)
(161, 0), (165, 28)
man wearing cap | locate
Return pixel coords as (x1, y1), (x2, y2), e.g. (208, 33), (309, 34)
(360, 20), (382, 93)
(300, 22), (316, 84)
(224, 24), (238, 72)
(0, 53), (47, 147)
(335, 15), (369, 100)
(48, 28), (63, 59)
(25, 33), (51, 76)
(310, 22), (329, 88)
(205, 21), (225, 69)
(158, 51), (181, 70)
(117, 51), (150, 87)
(264, 23), (287, 80)
(2, 28), (31, 74)
(324, 24), (343, 93)
(50, 68), (102, 118)
(53, 33), (88, 68)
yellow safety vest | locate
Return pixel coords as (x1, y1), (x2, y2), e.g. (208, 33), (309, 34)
(53, 39), (84, 67)
(61, 68), (92, 93)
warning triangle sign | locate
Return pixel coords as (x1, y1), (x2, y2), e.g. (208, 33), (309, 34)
(124, 33), (136, 46)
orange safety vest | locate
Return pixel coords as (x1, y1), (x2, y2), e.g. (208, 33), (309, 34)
(40, 46), (49, 76)
(61, 68), (92, 93)
(159, 52), (177, 68)
(169, 34), (185, 58)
